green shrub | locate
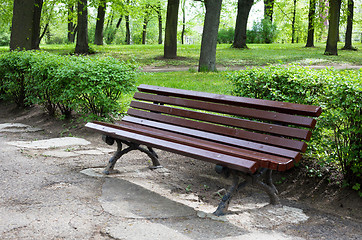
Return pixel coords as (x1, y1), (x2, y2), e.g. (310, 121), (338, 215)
(59, 56), (137, 120)
(0, 51), (34, 107)
(28, 51), (73, 117)
(247, 19), (277, 44)
(229, 65), (362, 189)
(0, 32), (10, 46)
(0, 51), (137, 120)
(217, 28), (235, 44)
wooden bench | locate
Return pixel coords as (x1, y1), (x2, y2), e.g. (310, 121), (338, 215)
(85, 84), (322, 216)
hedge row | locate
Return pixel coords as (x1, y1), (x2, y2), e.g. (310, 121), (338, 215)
(0, 51), (137, 120)
(229, 65), (361, 192)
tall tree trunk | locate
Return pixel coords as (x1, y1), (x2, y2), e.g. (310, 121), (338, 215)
(264, 0), (274, 22)
(198, 0), (223, 72)
(75, 0), (89, 54)
(31, 0), (43, 49)
(324, 0), (341, 55)
(142, 16), (149, 44)
(10, 0), (41, 50)
(164, 0), (180, 58)
(68, 5), (76, 43)
(125, 15), (131, 44)
(116, 16), (123, 29)
(342, 0), (355, 50)
(291, 0), (297, 43)
(305, 0), (316, 47)
(94, 0), (106, 45)
(181, 0), (186, 44)
(233, 0), (254, 49)
(157, 3), (163, 44)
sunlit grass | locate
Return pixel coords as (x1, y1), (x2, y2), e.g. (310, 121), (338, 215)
(1, 42), (361, 67)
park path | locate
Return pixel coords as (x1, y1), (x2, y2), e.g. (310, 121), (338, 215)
(1, 119), (361, 239)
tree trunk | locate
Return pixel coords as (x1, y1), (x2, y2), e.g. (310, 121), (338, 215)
(116, 16), (123, 29)
(31, 0), (43, 49)
(342, 0), (355, 50)
(233, 0), (254, 49)
(181, 0), (186, 44)
(125, 15), (131, 44)
(157, 3), (163, 44)
(198, 0), (223, 72)
(68, 5), (76, 43)
(94, 0), (106, 45)
(305, 0), (316, 47)
(264, 0), (274, 22)
(10, 0), (41, 50)
(75, 0), (89, 54)
(291, 0), (297, 43)
(142, 17), (149, 45)
(324, 0), (341, 55)
(164, 0), (180, 58)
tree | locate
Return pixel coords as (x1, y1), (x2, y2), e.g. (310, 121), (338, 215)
(342, 0), (356, 50)
(141, 4), (152, 44)
(291, 0), (297, 43)
(164, 0), (180, 58)
(67, 4), (77, 43)
(198, 0), (223, 72)
(156, 2), (163, 44)
(305, 0), (316, 47)
(264, 0), (274, 22)
(10, 0), (43, 50)
(94, 0), (107, 45)
(75, 0), (89, 54)
(324, 0), (341, 55)
(232, 0), (254, 49)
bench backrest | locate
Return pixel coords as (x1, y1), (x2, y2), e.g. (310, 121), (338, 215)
(122, 84), (321, 171)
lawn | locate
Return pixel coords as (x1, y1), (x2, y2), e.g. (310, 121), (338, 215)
(1, 42), (361, 67)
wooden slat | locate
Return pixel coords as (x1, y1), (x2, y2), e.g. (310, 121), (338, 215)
(137, 84), (322, 117)
(134, 92), (317, 129)
(129, 102), (308, 152)
(94, 120), (295, 171)
(85, 122), (258, 173)
(124, 113), (302, 162)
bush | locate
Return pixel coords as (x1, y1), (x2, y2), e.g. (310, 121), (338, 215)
(217, 28), (235, 44)
(247, 19), (277, 44)
(0, 51), (34, 107)
(59, 56), (137, 120)
(229, 65), (362, 190)
(0, 32), (10, 46)
(0, 51), (137, 120)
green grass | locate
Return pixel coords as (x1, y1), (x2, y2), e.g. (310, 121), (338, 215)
(1, 42), (361, 67)
(135, 71), (232, 94)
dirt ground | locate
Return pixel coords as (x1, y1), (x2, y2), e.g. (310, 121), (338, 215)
(1, 101), (361, 239)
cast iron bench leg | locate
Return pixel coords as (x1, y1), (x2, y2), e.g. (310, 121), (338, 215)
(102, 135), (162, 175)
(213, 167), (279, 216)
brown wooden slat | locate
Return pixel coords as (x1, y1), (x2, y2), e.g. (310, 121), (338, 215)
(129, 101), (308, 152)
(124, 112), (303, 161)
(134, 92), (317, 129)
(94, 120), (295, 171)
(137, 84), (322, 117)
(85, 122), (258, 173)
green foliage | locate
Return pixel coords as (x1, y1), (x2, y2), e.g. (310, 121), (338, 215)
(0, 32), (10, 46)
(0, 51), (137, 120)
(229, 65), (362, 190)
(217, 28), (235, 44)
(0, 51), (34, 107)
(62, 56), (137, 120)
(247, 19), (277, 44)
